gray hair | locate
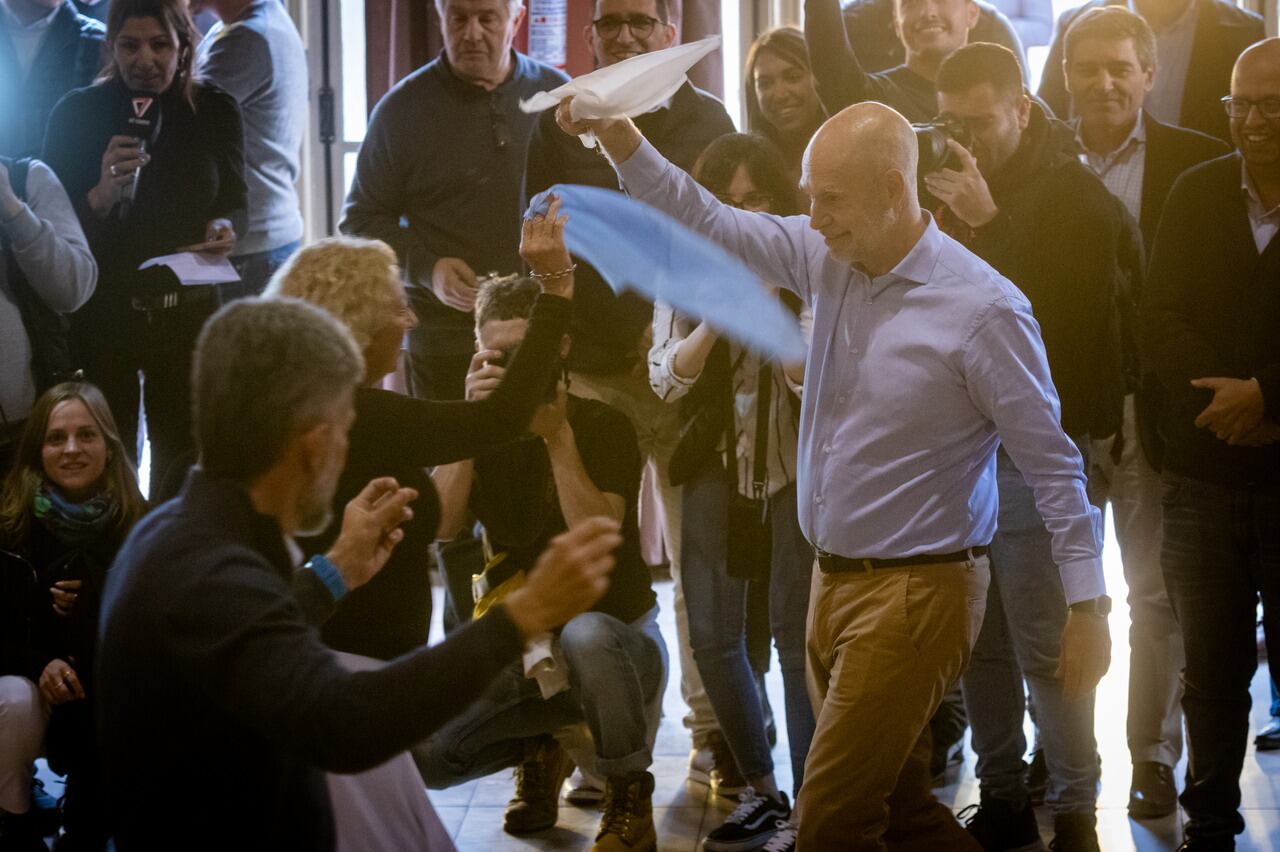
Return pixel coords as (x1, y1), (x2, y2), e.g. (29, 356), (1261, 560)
(435, 0), (525, 21)
(192, 297), (365, 484)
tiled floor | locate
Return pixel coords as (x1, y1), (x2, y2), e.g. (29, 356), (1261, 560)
(427, 514), (1280, 851)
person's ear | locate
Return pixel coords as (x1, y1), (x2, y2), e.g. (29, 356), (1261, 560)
(1016, 92), (1031, 131)
(965, 0), (979, 33)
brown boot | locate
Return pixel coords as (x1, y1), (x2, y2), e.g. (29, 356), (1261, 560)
(591, 771), (656, 851)
(503, 738), (574, 835)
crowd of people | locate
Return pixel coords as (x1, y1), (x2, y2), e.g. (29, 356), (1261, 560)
(0, 0), (1277, 850)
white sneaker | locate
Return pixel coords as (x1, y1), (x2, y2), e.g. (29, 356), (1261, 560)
(688, 745), (714, 787)
(563, 766), (606, 805)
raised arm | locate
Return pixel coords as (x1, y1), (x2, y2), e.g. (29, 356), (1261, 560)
(556, 105), (818, 301)
(805, 0), (876, 115)
(3, 162), (97, 313)
(649, 302), (715, 402)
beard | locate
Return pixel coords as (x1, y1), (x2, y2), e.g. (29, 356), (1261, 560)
(295, 450), (344, 538)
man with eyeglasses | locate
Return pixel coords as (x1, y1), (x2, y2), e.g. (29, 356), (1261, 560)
(341, 0), (568, 404)
(1060, 5), (1228, 824)
(523, 0), (736, 799)
(1141, 38), (1280, 852)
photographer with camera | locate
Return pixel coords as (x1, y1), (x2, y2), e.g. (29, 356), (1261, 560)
(423, 243), (666, 850)
(918, 43), (1129, 852)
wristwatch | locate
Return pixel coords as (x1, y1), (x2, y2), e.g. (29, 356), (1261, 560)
(1069, 595), (1112, 617)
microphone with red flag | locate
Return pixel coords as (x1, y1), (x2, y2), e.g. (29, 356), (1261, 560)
(120, 92), (162, 216)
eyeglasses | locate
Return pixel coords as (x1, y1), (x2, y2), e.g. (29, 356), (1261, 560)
(1221, 96), (1280, 119)
(715, 192), (774, 211)
(591, 14), (661, 40)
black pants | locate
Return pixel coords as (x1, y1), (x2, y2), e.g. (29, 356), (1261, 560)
(406, 289), (476, 402)
(47, 700), (107, 851)
(73, 296), (215, 498)
(1161, 471), (1280, 843)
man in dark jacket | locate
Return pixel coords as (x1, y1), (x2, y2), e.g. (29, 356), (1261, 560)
(96, 297), (622, 851)
(522, 0), (735, 785)
(0, 0), (104, 159)
(923, 42), (1127, 852)
(1060, 5), (1229, 821)
(1039, 0), (1263, 143)
(1142, 38), (1280, 851)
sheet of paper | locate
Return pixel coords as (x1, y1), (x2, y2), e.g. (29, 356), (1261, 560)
(526, 185), (806, 364)
(138, 251), (240, 286)
(520, 37), (721, 148)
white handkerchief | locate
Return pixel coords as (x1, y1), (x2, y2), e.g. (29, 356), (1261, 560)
(522, 632), (570, 700)
(520, 37), (721, 148)
(138, 251), (240, 286)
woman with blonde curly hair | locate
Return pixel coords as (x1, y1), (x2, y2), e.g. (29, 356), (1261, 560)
(265, 201), (576, 660)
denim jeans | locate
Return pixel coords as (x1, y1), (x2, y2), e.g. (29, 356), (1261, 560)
(412, 608), (667, 785)
(962, 442), (1100, 816)
(1161, 472), (1280, 843)
(681, 465), (816, 790)
(222, 240), (301, 301)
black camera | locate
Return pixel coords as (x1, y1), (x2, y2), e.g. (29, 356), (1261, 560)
(913, 117), (973, 173)
(489, 348), (562, 403)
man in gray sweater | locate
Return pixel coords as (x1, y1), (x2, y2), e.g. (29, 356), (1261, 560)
(193, 0), (307, 297)
(0, 158), (97, 471)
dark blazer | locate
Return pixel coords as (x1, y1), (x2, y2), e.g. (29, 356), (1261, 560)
(1039, 0), (1263, 143)
(1128, 114), (1228, 468)
(1142, 153), (1280, 488)
(0, 0), (104, 158)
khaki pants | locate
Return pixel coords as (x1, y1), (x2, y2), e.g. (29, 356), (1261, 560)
(797, 556), (990, 851)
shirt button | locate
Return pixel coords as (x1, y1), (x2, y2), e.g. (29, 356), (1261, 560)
(815, 495), (824, 505)
(824, 444), (831, 454)
(837, 395), (846, 404)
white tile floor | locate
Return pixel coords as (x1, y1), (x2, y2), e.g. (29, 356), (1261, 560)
(427, 513), (1280, 851)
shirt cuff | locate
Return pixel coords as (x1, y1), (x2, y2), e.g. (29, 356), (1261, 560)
(615, 138), (667, 195)
(664, 345), (699, 387)
(304, 554), (348, 603)
(1057, 557), (1106, 605)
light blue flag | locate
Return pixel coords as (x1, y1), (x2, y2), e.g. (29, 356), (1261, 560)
(527, 184), (807, 363)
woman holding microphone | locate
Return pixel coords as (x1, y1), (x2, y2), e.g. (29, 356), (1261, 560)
(43, 0), (245, 496)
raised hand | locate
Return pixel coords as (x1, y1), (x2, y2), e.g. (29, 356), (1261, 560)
(326, 477), (418, 591)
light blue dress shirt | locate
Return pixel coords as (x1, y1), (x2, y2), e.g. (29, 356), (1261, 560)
(616, 139), (1105, 604)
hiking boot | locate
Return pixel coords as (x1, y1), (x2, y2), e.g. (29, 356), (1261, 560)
(960, 796), (1046, 852)
(1048, 813), (1100, 852)
(503, 738), (574, 835)
(703, 787), (791, 851)
(592, 771), (656, 851)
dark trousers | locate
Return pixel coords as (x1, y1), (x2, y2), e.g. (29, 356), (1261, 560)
(74, 296), (215, 498)
(1161, 472), (1280, 843)
(406, 289), (476, 402)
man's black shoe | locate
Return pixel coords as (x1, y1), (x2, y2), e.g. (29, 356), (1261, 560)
(1254, 717), (1280, 751)
(960, 797), (1046, 852)
(1129, 761), (1178, 819)
(703, 787), (791, 852)
(1048, 813), (1099, 852)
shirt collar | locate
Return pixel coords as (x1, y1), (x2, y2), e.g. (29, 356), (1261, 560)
(0, 0), (62, 33)
(1074, 111), (1146, 158)
(867, 213), (943, 292)
(1242, 161), (1280, 218)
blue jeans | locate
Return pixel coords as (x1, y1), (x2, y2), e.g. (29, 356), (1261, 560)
(681, 466), (815, 790)
(412, 608), (667, 785)
(1161, 473), (1280, 843)
(221, 240), (300, 301)
(962, 443), (1099, 816)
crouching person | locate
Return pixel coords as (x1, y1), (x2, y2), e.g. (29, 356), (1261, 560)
(423, 274), (668, 852)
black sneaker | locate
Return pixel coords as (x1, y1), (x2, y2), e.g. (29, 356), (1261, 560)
(1048, 813), (1099, 852)
(703, 788), (791, 852)
(759, 820), (796, 852)
(960, 797), (1046, 852)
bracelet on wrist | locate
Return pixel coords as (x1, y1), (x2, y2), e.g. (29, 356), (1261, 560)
(529, 263), (578, 282)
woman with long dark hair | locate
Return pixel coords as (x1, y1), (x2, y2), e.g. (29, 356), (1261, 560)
(743, 27), (826, 181)
(42, 0), (246, 496)
(0, 380), (145, 850)
(649, 133), (816, 851)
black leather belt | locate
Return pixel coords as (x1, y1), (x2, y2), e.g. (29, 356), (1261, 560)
(817, 546), (989, 574)
(130, 285), (217, 313)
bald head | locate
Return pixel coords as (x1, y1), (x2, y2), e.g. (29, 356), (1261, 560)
(1229, 37), (1280, 175)
(800, 103), (924, 271)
